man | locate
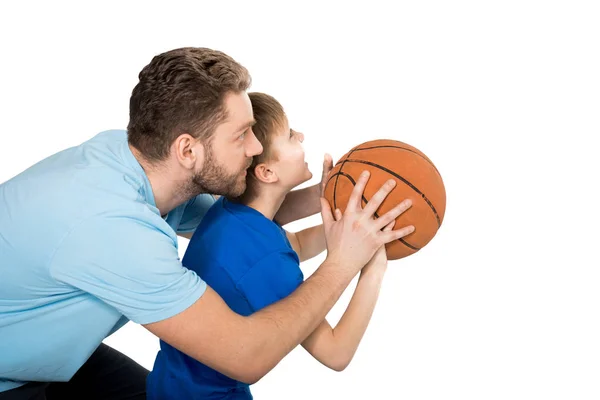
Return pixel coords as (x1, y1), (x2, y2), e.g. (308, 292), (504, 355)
(0, 47), (414, 399)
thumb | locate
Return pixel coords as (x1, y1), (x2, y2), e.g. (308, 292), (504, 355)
(320, 197), (335, 228)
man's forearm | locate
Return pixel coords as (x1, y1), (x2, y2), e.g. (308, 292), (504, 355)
(144, 261), (356, 386)
(274, 184), (320, 226)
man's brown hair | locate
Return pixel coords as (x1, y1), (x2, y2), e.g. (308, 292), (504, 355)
(127, 47), (251, 162)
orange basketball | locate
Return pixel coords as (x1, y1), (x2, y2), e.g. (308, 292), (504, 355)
(323, 139), (446, 260)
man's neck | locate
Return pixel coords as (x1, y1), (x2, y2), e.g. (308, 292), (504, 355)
(129, 144), (191, 216)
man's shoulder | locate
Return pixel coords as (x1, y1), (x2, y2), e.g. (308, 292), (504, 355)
(87, 129), (127, 144)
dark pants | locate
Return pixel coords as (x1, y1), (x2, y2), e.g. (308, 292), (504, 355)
(0, 344), (148, 400)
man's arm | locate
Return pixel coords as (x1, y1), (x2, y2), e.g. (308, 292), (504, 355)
(146, 173), (415, 384)
(144, 258), (356, 384)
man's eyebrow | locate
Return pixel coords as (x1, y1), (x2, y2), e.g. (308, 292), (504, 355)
(235, 120), (256, 133)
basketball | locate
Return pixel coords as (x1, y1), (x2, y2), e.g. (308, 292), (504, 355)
(323, 139), (446, 260)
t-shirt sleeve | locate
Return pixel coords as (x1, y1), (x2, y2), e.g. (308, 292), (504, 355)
(49, 215), (207, 324)
(177, 194), (216, 233)
(236, 251), (304, 312)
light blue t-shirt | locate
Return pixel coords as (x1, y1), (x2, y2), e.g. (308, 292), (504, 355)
(0, 130), (214, 392)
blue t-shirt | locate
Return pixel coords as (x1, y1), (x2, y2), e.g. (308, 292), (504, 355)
(0, 130), (214, 392)
(147, 197), (304, 400)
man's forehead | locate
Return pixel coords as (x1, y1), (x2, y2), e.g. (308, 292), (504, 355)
(222, 92), (254, 129)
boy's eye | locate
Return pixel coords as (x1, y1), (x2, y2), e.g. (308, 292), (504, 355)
(239, 130), (247, 140)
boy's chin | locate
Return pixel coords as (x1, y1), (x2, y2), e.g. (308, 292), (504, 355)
(303, 166), (313, 181)
(291, 170), (313, 188)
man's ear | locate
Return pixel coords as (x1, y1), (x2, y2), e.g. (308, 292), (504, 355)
(173, 134), (203, 170)
(253, 162), (279, 184)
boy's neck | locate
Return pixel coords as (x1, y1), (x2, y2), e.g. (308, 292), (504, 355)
(245, 186), (288, 221)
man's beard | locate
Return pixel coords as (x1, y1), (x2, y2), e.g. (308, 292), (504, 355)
(181, 145), (251, 199)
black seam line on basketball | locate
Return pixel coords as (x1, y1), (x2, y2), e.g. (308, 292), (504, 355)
(327, 171), (422, 251)
(343, 159), (441, 227)
(372, 210), (421, 250)
(333, 148), (359, 210)
(399, 238), (420, 251)
(333, 146), (425, 165)
(348, 145), (440, 176)
(330, 171), (368, 203)
(334, 145), (441, 177)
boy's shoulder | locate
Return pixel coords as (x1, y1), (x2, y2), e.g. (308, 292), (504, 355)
(183, 197), (294, 278)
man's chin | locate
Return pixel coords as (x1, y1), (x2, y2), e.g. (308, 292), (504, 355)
(224, 180), (247, 198)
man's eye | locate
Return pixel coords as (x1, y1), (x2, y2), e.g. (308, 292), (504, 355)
(239, 131), (247, 140)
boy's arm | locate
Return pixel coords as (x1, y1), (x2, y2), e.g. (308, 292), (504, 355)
(301, 249), (387, 371)
(285, 225), (326, 262)
(275, 185), (320, 226)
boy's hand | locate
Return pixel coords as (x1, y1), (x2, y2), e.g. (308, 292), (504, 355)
(362, 219), (394, 274)
(320, 153), (334, 196)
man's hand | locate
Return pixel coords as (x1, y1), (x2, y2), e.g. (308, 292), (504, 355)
(321, 170), (414, 272)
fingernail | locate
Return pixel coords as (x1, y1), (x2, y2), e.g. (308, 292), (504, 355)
(362, 171), (370, 178)
(388, 179), (396, 186)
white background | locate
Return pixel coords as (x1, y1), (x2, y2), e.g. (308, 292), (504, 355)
(1, 1), (599, 399)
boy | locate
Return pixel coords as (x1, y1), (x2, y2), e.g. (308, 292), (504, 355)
(147, 92), (406, 399)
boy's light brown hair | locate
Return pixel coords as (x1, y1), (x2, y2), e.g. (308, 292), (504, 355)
(235, 92), (287, 204)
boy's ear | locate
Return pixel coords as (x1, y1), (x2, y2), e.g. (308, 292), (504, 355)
(253, 162), (279, 184)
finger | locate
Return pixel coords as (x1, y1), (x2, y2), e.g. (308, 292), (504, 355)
(380, 225), (415, 244)
(382, 219), (395, 232)
(373, 199), (412, 231)
(346, 170), (370, 211)
(334, 208), (342, 221)
(320, 197), (335, 228)
(320, 153), (333, 196)
(362, 179), (397, 218)
(323, 153), (333, 169)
